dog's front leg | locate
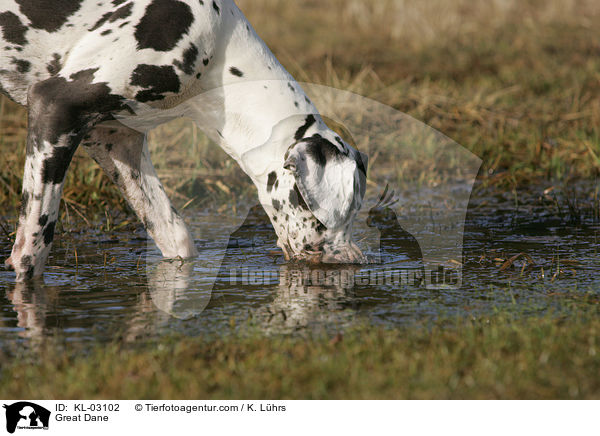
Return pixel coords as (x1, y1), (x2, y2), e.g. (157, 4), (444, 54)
(5, 76), (119, 281)
(82, 125), (198, 259)
(6, 126), (76, 280)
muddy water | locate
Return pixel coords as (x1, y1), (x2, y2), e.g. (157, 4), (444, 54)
(0, 185), (599, 349)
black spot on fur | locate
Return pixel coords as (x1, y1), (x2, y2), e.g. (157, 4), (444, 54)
(29, 68), (124, 148)
(112, 0), (126, 5)
(272, 199), (281, 211)
(69, 68), (92, 82)
(20, 255), (33, 279)
(289, 184), (309, 210)
(43, 221), (56, 245)
(101, 29), (112, 35)
(355, 152), (367, 176)
(21, 255), (31, 268)
(199, 0), (204, 4)
(46, 53), (62, 75)
(105, 142), (113, 151)
(112, 3), (132, 19)
(130, 64), (180, 102)
(212, 1), (220, 14)
(130, 168), (140, 180)
(303, 134), (342, 167)
(316, 222), (326, 233)
(144, 217), (154, 233)
(0, 11), (28, 46)
(202, 58), (209, 66)
(287, 82), (295, 92)
(229, 66), (243, 77)
(135, 0), (193, 51)
(42, 145), (78, 184)
(15, 0), (82, 32)
(19, 191), (29, 217)
(11, 58), (30, 73)
(24, 267), (34, 279)
(267, 171), (277, 193)
(90, 2), (132, 32)
(173, 43), (199, 75)
(294, 115), (316, 141)
(38, 214), (48, 227)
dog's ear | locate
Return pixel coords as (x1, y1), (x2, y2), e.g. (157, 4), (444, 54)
(356, 150), (368, 199)
(284, 136), (368, 230)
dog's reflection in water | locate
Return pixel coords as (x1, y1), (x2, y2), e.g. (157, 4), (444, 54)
(254, 264), (360, 333)
(4, 282), (54, 343)
(148, 190), (426, 329)
(4, 280), (160, 344)
(150, 204), (362, 331)
(214, 204), (360, 332)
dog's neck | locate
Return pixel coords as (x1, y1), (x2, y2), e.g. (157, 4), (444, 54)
(187, 2), (334, 175)
(118, 1), (339, 183)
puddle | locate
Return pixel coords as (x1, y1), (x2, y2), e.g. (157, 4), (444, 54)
(1, 184), (599, 350)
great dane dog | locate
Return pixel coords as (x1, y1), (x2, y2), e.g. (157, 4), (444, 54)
(0, 0), (368, 281)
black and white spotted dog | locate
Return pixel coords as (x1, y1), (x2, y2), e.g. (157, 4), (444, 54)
(0, 0), (368, 281)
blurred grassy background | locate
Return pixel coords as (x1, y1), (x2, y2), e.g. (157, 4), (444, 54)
(2, 0), (600, 216)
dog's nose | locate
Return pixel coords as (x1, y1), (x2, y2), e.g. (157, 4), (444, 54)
(4, 257), (14, 271)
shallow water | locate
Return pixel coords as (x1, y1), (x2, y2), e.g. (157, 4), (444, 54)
(1, 184), (599, 350)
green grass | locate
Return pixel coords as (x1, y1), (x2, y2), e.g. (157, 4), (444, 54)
(1, 307), (598, 399)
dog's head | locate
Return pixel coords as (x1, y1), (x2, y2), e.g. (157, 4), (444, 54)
(242, 115), (368, 263)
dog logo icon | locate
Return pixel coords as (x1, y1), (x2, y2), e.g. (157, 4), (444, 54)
(3, 402), (50, 434)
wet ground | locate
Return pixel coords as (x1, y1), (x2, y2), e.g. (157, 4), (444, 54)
(0, 183), (599, 350)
